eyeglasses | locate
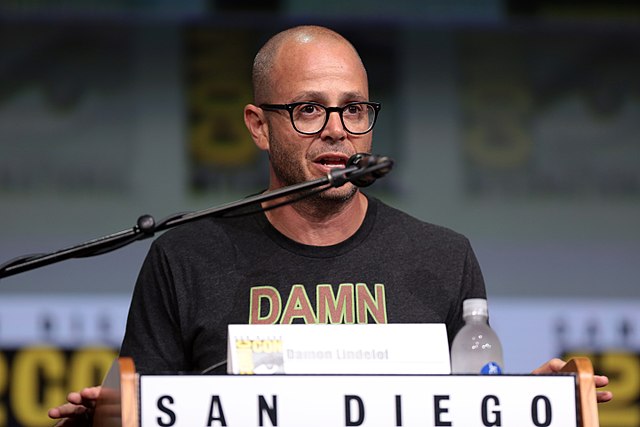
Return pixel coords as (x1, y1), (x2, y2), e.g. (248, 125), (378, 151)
(260, 101), (381, 135)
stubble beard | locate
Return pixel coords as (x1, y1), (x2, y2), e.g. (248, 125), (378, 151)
(268, 135), (359, 206)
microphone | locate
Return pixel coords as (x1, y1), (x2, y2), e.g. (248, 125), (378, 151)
(329, 153), (394, 188)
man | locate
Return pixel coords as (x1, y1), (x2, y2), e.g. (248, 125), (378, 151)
(49, 25), (612, 425)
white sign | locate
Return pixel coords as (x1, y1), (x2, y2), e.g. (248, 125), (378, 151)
(140, 374), (578, 427)
(227, 323), (450, 375)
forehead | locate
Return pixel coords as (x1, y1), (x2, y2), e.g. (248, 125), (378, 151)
(269, 38), (369, 103)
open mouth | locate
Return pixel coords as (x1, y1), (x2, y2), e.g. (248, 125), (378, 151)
(315, 155), (348, 168)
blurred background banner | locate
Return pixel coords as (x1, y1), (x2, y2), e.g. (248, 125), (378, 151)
(1, 1), (639, 426)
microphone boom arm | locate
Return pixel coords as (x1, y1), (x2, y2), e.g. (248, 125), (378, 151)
(0, 154), (393, 280)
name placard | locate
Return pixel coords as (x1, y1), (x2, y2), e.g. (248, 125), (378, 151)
(139, 374), (578, 427)
(226, 323), (450, 375)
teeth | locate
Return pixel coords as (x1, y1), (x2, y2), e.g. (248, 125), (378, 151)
(320, 158), (345, 165)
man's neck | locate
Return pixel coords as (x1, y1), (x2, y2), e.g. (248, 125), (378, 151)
(263, 192), (368, 246)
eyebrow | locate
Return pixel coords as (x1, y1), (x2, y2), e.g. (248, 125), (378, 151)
(290, 91), (368, 104)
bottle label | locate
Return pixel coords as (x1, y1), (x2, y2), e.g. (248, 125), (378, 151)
(480, 362), (502, 375)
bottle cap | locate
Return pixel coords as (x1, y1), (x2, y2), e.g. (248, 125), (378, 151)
(462, 298), (488, 318)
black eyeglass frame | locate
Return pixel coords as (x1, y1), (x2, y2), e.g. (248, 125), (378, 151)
(259, 101), (382, 135)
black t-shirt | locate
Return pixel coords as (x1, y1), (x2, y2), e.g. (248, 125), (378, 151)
(120, 195), (486, 374)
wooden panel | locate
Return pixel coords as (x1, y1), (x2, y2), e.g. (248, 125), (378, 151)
(561, 357), (600, 427)
(94, 357), (138, 427)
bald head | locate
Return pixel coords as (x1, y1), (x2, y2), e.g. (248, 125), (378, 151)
(252, 26), (366, 104)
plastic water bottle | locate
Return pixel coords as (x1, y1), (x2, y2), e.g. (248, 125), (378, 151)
(450, 298), (504, 374)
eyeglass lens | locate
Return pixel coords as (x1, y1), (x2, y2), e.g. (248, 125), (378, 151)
(291, 103), (375, 134)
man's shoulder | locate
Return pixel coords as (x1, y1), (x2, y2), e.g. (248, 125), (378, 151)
(152, 214), (258, 254)
(370, 196), (471, 247)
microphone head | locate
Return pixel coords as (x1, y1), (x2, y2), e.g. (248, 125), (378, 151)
(346, 153), (368, 168)
(345, 153), (393, 187)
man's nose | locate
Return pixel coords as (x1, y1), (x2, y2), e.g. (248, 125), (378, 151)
(321, 111), (346, 141)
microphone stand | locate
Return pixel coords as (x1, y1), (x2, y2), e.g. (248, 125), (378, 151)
(0, 156), (393, 280)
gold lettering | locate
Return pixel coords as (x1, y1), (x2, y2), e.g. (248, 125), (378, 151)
(68, 347), (118, 393)
(0, 351), (7, 426)
(11, 346), (66, 426)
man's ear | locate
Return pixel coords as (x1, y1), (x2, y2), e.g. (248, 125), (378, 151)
(244, 104), (269, 151)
